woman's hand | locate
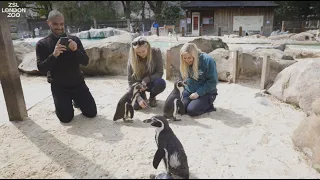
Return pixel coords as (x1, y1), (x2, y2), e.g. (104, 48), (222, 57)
(138, 99), (148, 108)
(189, 92), (199, 100)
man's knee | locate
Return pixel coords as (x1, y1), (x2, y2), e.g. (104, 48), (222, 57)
(56, 111), (74, 123)
(83, 110), (97, 118)
(82, 105), (97, 118)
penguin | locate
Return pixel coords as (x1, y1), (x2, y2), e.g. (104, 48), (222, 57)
(113, 82), (146, 122)
(143, 115), (189, 179)
(163, 80), (186, 121)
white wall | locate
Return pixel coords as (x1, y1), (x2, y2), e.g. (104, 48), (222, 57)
(233, 16), (264, 31)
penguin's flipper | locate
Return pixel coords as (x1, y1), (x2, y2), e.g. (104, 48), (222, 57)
(113, 103), (123, 121)
(177, 99), (185, 115)
(153, 148), (165, 169)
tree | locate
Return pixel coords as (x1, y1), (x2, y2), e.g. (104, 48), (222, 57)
(274, 1), (320, 21)
(15, 1), (53, 18)
(121, 1), (132, 31)
(146, 1), (164, 22)
(141, 1), (146, 32)
(55, 1), (118, 28)
(161, 2), (183, 25)
(141, 1), (146, 21)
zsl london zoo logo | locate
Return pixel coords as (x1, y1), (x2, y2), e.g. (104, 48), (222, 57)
(2, 2), (27, 17)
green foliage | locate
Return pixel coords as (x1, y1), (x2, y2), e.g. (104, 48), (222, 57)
(274, 1), (320, 21)
(130, 1), (143, 16)
(146, 1), (165, 22)
(10, 1), (119, 26)
(55, 1), (119, 26)
(146, 1), (183, 24)
(15, 1), (53, 18)
(161, 5), (183, 25)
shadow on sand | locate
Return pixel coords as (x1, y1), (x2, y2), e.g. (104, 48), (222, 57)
(12, 118), (110, 178)
(136, 100), (166, 116)
(137, 100), (213, 129)
(169, 107), (253, 129)
(212, 107), (253, 128)
(66, 114), (150, 143)
(135, 100), (253, 129)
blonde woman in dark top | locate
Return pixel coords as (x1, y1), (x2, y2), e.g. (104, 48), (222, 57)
(127, 36), (166, 110)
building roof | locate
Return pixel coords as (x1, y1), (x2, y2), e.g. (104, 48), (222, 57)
(181, 1), (278, 8)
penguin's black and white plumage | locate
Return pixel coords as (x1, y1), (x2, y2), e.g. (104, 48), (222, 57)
(113, 82), (145, 122)
(143, 115), (189, 179)
(163, 80), (186, 121)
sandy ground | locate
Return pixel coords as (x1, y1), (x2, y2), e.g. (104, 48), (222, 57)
(1, 74), (320, 179)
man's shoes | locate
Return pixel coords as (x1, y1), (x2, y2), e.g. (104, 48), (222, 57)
(148, 97), (158, 107)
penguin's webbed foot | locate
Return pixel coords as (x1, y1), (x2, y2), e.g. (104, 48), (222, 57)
(169, 116), (181, 121)
(123, 118), (134, 123)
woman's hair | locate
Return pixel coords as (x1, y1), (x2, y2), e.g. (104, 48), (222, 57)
(180, 43), (202, 80)
(129, 36), (154, 80)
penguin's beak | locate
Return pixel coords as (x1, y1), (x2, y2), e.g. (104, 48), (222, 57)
(143, 118), (162, 127)
(183, 80), (188, 85)
(178, 81), (185, 88)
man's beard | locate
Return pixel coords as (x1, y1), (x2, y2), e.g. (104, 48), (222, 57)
(50, 26), (65, 37)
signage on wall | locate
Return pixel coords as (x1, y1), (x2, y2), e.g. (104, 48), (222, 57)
(203, 17), (214, 25)
(203, 17), (209, 24)
(187, 18), (191, 24)
(181, 20), (186, 27)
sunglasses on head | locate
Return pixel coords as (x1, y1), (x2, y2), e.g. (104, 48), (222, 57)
(132, 39), (147, 46)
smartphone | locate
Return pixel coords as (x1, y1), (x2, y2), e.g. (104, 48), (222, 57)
(59, 37), (70, 50)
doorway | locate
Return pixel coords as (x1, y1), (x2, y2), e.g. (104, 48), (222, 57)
(192, 12), (200, 36)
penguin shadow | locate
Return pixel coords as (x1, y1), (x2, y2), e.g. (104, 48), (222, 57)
(137, 101), (212, 129)
(12, 118), (110, 178)
(169, 115), (212, 129)
(112, 118), (151, 129)
(65, 114), (125, 143)
(209, 107), (253, 128)
(189, 173), (200, 179)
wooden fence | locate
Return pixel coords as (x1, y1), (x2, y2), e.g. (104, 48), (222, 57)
(273, 20), (320, 33)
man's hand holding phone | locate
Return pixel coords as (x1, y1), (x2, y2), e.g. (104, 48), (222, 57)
(53, 39), (67, 58)
(68, 39), (77, 51)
